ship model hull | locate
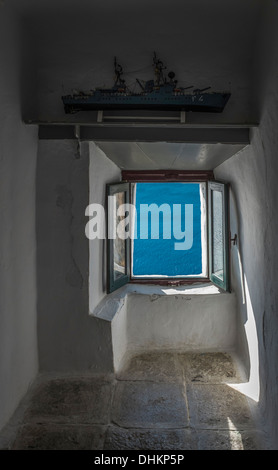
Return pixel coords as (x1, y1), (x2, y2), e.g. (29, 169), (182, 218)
(62, 54), (231, 114)
(62, 91), (231, 114)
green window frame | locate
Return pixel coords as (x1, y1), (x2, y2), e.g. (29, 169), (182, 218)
(208, 181), (230, 292)
(107, 175), (230, 294)
(107, 182), (130, 293)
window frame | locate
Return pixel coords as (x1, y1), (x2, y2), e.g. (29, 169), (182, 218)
(106, 171), (231, 293)
(122, 170), (214, 287)
(107, 182), (131, 293)
(208, 180), (230, 292)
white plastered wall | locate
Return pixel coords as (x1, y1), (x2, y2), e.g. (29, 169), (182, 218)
(213, 2), (278, 447)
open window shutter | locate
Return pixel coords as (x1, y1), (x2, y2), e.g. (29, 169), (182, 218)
(107, 182), (130, 293)
(208, 181), (230, 291)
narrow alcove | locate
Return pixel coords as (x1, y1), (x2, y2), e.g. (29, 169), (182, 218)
(1, 0), (278, 451)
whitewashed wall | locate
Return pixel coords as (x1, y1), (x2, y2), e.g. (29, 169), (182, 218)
(214, 1), (278, 447)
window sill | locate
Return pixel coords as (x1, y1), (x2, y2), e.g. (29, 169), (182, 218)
(126, 281), (224, 296)
(91, 281), (227, 322)
(129, 278), (211, 287)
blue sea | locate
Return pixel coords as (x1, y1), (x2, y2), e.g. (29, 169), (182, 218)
(133, 183), (202, 277)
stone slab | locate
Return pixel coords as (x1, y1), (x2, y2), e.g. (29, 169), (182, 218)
(104, 426), (197, 450)
(187, 383), (253, 429)
(117, 352), (181, 382)
(197, 429), (260, 450)
(12, 423), (106, 450)
(24, 377), (113, 425)
(112, 381), (188, 428)
(178, 352), (241, 383)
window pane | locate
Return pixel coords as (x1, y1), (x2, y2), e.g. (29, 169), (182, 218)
(113, 191), (126, 280)
(132, 182), (207, 278)
(107, 182), (130, 294)
(212, 190), (224, 280)
(208, 180), (229, 292)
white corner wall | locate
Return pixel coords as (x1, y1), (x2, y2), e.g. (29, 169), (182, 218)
(0, 5), (38, 431)
(88, 142), (121, 313)
(214, 2), (278, 446)
(126, 289), (237, 354)
(93, 283), (237, 374)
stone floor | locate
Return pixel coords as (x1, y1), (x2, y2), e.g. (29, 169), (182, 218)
(0, 352), (263, 450)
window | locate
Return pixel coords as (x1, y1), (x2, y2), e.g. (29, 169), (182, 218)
(107, 182), (130, 293)
(208, 181), (230, 291)
(107, 171), (230, 293)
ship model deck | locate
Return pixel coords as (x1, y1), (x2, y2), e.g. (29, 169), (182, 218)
(62, 53), (231, 114)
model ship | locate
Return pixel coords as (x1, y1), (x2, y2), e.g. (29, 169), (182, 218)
(62, 53), (231, 114)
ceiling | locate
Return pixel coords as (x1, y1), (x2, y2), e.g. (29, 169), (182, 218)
(9, 0), (256, 167)
(16, 0), (262, 76)
(11, 0), (262, 16)
(95, 141), (246, 171)
(12, 0), (263, 124)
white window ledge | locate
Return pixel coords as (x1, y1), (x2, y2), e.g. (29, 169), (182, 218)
(91, 282), (225, 322)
